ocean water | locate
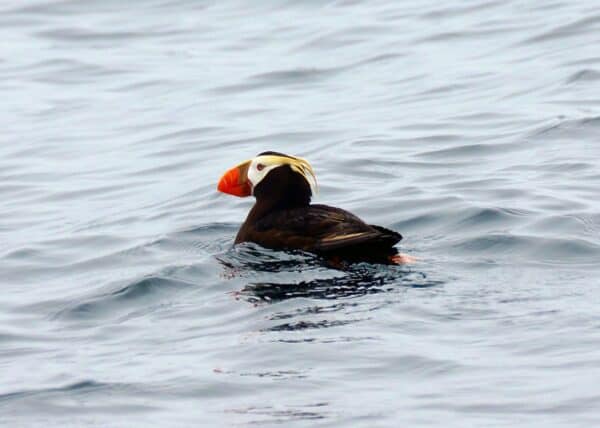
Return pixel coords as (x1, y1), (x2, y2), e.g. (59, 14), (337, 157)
(2, 0), (600, 426)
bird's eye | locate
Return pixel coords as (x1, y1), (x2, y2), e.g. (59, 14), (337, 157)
(257, 163), (265, 171)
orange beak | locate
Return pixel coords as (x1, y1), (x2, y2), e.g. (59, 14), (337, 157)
(217, 160), (252, 197)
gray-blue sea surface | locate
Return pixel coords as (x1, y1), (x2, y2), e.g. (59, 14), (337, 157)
(2, 0), (600, 426)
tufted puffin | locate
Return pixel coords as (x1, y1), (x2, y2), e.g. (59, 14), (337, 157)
(217, 151), (413, 264)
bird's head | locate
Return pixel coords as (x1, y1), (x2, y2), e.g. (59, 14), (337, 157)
(217, 151), (317, 201)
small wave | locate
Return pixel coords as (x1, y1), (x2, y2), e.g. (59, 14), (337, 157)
(55, 275), (196, 321)
(0, 380), (105, 403)
(0, 379), (158, 415)
(210, 66), (343, 95)
(418, 28), (509, 44)
(421, 1), (499, 19)
(447, 233), (600, 264)
(36, 27), (181, 43)
(452, 206), (531, 229)
(566, 69), (600, 84)
(522, 14), (600, 44)
(531, 116), (600, 139)
(415, 142), (525, 160)
(295, 26), (385, 52)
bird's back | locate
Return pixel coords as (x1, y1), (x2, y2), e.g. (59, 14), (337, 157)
(237, 204), (402, 263)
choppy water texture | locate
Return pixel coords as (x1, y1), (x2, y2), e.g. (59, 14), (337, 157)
(2, 1), (600, 426)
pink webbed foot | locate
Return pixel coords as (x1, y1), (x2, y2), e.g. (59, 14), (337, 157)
(389, 253), (418, 264)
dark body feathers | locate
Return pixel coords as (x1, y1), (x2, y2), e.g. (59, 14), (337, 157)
(237, 204), (402, 263)
(235, 163), (402, 264)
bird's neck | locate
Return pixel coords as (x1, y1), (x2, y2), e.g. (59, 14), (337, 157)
(246, 193), (309, 224)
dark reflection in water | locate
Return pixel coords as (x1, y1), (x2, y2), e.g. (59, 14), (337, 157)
(225, 402), (329, 423)
(241, 268), (440, 303)
(218, 243), (443, 305)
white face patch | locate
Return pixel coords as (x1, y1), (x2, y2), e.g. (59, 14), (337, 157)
(246, 154), (318, 196)
(247, 156), (281, 193)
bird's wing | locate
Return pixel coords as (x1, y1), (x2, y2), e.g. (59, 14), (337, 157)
(255, 204), (401, 253)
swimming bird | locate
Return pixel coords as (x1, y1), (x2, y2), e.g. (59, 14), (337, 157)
(217, 151), (411, 264)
